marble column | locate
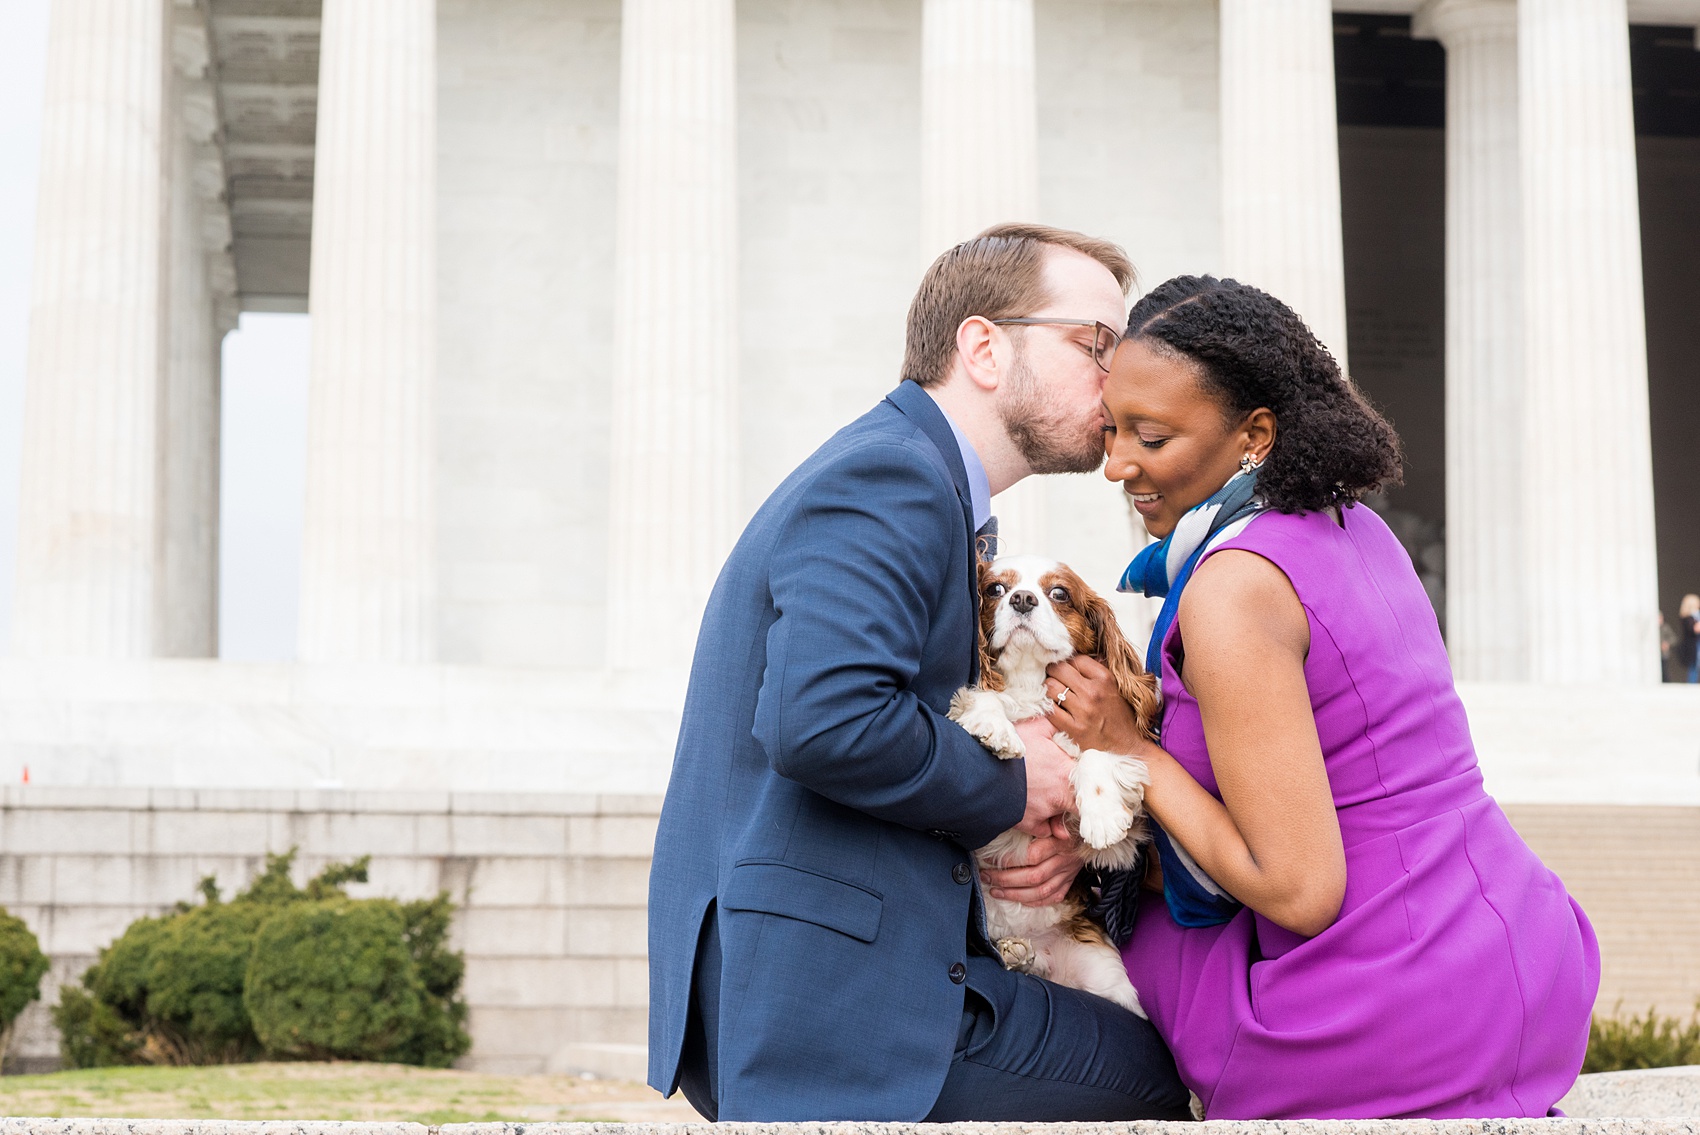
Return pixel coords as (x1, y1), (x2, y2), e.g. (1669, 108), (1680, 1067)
(1218, 0), (1350, 366)
(1416, 0), (1525, 681)
(157, 5), (231, 658)
(12, 0), (168, 657)
(1519, 0), (1660, 684)
(919, 0), (1038, 255)
(299, 0), (438, 663)
(605, 0), (739, 670)
(920, 0), (1047, 554)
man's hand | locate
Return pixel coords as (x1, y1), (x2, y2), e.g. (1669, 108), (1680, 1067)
(983, 816), (1084, 906)
(1014, 716), (1075, 837)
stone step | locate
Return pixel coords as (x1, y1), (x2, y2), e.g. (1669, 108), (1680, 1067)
(1558, 1065), (1700, 1117)
(5, 1118), (1700, 1134)
(551, 1041), (650, 1081)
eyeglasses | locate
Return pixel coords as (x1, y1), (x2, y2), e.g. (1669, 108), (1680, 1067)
(991, 318), (1122, 373)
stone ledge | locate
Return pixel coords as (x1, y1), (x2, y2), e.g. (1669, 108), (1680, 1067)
(1560, 1068), (1700, 1119)
(4, 1121), (1700, 1135)
(0, 787), (663, 817)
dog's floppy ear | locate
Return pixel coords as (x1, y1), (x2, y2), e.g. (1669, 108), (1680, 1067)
(975, 559), (1006, 692)
(1084, 591), (1159, 735)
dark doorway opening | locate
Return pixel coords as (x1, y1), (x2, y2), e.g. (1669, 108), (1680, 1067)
(1334, 13), (1446, 619)
(1332, 14), (1700, 656)
(1632, 26), (1700, 656)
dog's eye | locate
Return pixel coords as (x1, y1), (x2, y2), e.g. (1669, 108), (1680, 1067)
(986, 582), (1007, 598)
(1047, 586), (1070, 603)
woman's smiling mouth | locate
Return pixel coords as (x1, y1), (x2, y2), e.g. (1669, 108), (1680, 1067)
(1127, 489), (1163, 516)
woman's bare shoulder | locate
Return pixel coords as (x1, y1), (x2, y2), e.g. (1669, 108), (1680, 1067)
(1178, 548), (1309, 657)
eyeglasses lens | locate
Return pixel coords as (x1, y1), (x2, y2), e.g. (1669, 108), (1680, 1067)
(1094, 324), (1118, 372)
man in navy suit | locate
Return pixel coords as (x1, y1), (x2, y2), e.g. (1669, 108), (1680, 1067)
(648, 223), (1191, 1121)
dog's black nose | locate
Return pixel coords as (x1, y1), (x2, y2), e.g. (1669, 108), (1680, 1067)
(1009, 589), (1038, 614)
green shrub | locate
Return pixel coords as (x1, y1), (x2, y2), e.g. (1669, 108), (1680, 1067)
(141, 901), (273, 1063)
(1583, 1003), (1700, 1073)
(393, 895), (471, 1068)
(246, 898), (424, 1062)
(54, 850), (468, 1069)
(50, 984), (138, 1068)
(0, 906), (50, 1068)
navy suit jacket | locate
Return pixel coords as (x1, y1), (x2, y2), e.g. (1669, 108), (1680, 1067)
(647, 380), (1027, 1120)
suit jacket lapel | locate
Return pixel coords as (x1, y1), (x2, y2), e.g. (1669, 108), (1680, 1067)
(885, 381), (974, 519)
(884, 380), (981, 684)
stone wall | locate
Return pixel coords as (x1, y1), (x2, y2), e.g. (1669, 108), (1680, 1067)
(5, 776), (1699, 1077)
(0, 788), (659, 1076)
(1508, 804), (1700, 1020)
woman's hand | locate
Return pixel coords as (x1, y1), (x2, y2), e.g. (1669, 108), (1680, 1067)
(981, 816), (1084, 906)
(1044, 655), (1152, 755)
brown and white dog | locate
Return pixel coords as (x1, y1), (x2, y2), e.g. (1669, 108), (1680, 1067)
(948, 554), (1161, 1016)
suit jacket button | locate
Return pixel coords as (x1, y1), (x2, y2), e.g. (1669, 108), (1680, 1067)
(952, 862), (972, 885)
(948, 962), (967, 984)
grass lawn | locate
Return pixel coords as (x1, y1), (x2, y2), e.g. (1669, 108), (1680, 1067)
(0, 1062), (701, 1124)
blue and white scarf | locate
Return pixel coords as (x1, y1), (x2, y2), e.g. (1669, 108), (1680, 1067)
(1116, 469), (1263, 928)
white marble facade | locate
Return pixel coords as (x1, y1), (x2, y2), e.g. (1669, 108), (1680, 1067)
(9, 0), (1700, 795)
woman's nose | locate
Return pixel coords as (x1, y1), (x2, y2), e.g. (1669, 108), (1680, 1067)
(1104, 442), (1136, 483)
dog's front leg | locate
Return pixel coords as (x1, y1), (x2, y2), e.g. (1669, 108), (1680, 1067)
(948, 687), (1025, 759)
(1069, 746), (1150, 849)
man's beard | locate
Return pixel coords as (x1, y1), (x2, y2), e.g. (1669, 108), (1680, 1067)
(998, 345), (1106, 475)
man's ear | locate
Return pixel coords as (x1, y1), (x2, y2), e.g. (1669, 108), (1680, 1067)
(954, 316), (1007, 393)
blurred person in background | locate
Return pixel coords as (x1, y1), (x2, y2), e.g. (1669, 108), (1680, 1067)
(1679, 594), (1700, 684)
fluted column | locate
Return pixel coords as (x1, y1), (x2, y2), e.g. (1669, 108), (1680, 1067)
(605, 0), (738, 670)
(158, 7), (233, 658)
(920, 0), (1046, 553)
(920, 0), (1038, 255)
(1519, 0), (1660, 684)
(1416, 0), (1525, 681)
(299, 0), (437, 663)
(12, 0), (168, 657)
(1219, 0), (1350, 366)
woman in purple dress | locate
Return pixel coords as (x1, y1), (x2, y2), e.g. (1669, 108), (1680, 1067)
(1043, 276), (1599, 1119)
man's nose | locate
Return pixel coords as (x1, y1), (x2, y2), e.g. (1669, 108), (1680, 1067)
(1010, 590), (1039, 614)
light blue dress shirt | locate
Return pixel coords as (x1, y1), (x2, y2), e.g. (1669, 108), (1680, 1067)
(933, 401), (991, 533)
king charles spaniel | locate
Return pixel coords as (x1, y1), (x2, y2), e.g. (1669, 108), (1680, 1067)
(948, 554), (1161, 1017)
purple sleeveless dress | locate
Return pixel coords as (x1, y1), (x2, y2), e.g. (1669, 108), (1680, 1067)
(1121, 505), (1599, 1119)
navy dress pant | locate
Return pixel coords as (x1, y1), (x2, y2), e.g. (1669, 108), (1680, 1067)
(677, 907), (1194, 1122)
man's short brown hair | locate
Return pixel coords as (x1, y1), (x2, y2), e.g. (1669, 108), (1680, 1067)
(902, 222), (1136, 388)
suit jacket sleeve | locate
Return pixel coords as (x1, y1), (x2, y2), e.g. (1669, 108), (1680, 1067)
(751, 441), (1026, 848)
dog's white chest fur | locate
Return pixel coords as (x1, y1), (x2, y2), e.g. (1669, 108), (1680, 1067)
(946, 555), (1156, 1019)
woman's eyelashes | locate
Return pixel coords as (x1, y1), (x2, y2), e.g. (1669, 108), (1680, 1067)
(1101, 419), (1170, 448)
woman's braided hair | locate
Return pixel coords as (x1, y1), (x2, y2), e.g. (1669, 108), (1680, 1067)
(1125, 275), (1404, 513)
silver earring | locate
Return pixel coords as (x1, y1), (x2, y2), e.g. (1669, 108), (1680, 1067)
(1239, 452), (1263, 475)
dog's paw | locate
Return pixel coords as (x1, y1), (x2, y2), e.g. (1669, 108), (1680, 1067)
(1074, 754), (1134, 849)
(949, 689), (1025, 759)
(1078, 800), (1134, 850)
(995, 936), (1037, 973)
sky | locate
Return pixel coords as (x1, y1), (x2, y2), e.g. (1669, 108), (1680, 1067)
(0, 0), (310, 660)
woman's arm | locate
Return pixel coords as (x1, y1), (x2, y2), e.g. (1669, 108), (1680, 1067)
(1047, 549), (1346, 937)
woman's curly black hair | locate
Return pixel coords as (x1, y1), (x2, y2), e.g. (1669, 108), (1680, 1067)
(1124, 275), (1403, 514)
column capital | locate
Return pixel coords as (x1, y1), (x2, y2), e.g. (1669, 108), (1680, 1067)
(1414, 0), (1517, 44)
